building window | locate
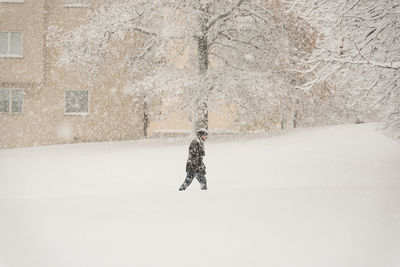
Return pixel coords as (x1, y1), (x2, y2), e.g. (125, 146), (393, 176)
(64, 90), (89, 115)
(0, 32), (23, 57)
(0, 0), (24, 2)
(0, 89), (24, 114)
(64, 0), (91, 7)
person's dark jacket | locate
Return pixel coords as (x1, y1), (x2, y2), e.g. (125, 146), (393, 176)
(186, 137), (206, 174)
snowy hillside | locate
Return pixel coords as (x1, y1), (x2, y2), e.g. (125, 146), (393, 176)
(0, 123), (399, 267)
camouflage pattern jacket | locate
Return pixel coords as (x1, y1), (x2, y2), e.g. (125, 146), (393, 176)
(186, 137), (206, 174)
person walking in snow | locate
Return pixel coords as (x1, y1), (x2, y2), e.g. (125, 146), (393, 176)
(179, 129), (208, 191)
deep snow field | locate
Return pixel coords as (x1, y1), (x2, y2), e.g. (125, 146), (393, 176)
(0, 123), (399, 267)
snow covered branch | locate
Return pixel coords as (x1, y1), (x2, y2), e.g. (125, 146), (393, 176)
(286, 0), (400, 136)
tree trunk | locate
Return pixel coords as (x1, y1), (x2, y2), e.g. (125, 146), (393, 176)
(292, 99), (299, 128)
(143, 101), (149, 138)
(194, 11), (209, 132)
(293, 110), (298, 128)
(281, 111), (287, 130)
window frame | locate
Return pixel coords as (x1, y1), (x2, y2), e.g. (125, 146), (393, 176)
(0, 0), (24, 3)
(64, 89), (90, 116)
(0, 88), (24, 115)
(0, 31), (23, 58)
(63, 0), (91, 8)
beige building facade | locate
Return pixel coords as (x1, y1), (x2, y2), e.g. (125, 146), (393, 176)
(0, 0), (151, 149)
(0, 0), (238, 149)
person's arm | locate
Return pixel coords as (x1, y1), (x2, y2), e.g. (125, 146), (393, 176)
(188, 140), (201, 171)
(189, 140), (199, 158)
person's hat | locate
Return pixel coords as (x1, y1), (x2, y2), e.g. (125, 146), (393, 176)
(197, 129), (208, 137)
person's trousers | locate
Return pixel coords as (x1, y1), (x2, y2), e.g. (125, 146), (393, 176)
(179, 172), (207, 191)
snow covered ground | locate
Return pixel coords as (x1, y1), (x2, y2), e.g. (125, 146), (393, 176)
(0, 123), (399, 267)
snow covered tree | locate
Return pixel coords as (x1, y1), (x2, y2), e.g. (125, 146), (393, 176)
(286, 0), (400, 137)
(207, 2), (321, 131)
(49, 0), (320, 134)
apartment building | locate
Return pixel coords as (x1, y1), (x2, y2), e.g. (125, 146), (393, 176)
(0, 0), (145, 149)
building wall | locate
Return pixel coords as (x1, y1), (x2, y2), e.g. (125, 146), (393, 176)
(1, 0), (46, 148)
(0, 0), (143, 149)
(0, 0), (45, 84)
